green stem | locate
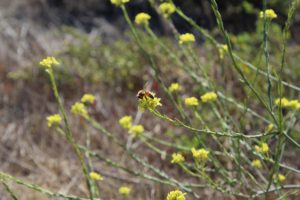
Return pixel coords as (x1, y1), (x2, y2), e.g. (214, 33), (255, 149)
(0, 171), (87, 200)
(1, 180), (18, 200)
(48, 70), (93, 199)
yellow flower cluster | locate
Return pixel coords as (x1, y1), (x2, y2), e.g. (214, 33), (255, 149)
(260, 9), (277, 19)
(201, 92), (217, 103)
(171, 153), (185, 164)
(159, 3), (176, 18)
(191, 148), (209, 162)
(119, 116), (144, 138)
(81, 94), (96, 104)
(71, 102), (87, 116)
(266, 124), (274, 132)
(219, 44), (228, 60)
(185, 97), (198, 106)
(89, 172), (103, 181)
(255, 142), (269, 155)
(273, 174), (286, 182)
(275, 98), (300, 109)
(179, 33), (195, 44)
(166, 190), (186, 200)
(46, 114), (62, 127)
(168, 83), (182, 93)
(119, 115), (132, 129)
(119, 187), (131, 195)
(129, 125), (144, 138)
(40, 57), (59, 69)
(135, 12), (151, 25)
(110, 0), (130, 6)
(138, 92), (162, 112)
(252, 159), (262, 169)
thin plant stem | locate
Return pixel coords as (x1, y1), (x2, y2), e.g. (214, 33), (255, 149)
(0, 171), (88, 200)
(48, 70), (93, 199)
(1, 180), (18, 200)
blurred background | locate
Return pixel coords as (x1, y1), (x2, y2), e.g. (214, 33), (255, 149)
(0, 0), (299, 199)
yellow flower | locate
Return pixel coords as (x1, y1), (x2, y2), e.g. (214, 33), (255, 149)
(138, 92), (162, 112)
(252, 160), (262, 168)
(266, 124), (274, 132)
(110, 0), (130, 6)
(261, 143), (269, 153)
(260, 9), (277, 19)
(135, 12), (151, 25)
(278, 174), (286, 182)
(168, 83), (182, 93)
(185, 97), (198, 106)
(179, 33), (195, 44)
(201, 92), (217, 103)
(191, 148), (209, 161)
(71, 102), (87, 116)
(129, 125), (144, 138)
(255, 143), (269, 155)
(254, 145), (261, 152)
(275, 97), (290, 107)
(287, 99), (300, 109)
(119, 186), (131, 195)
(46, 114), (62, 127)
(40, 57), (59, 69)
(219, 44), (228, 60)
(273, 173), (286, 182)
(89, 172), (103, 181)
(166, 190), (186, 200)
(81, 94), (96, 104)
(119, 116), (132, 129)
(159, 3), (176, 18)
(171, 153), (185, 164)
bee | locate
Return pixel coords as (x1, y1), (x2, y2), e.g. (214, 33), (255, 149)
(136, 89), (154, 99)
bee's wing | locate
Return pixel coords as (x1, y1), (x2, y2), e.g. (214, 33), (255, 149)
(144, 80), (153, 90)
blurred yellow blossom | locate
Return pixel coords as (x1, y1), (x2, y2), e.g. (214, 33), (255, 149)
(110, 0), (129, 6)
(278, 174), (286, 182)
(71, 102), (87, 116)
(191, 148), (209, 162)
(119, 186), (131, 195)
(273, 173), (286, 183)
(119, 116), (132, 129)
(261, 143), (269, 153)
(201, 92), (217, 103)
(46, 114), (62, 127)
(260, 9), (277, 19)
(252, 160), (262, 168)
(287, 99), (300, 109)
(219, 44), (228, 60)
(171, 153), (185, 164)
(168, 83), (182, 93)
(135, 12), (151, 25)
(129, 125), (144, 138)
(89, 172), (103, 181)
(179, 33), (195, 44)
(81, 94), (96, 104)
(275, 97), (290, 107)
(185, 97), (198, 106)
(266, 124), (274, 132)
(40, 57), (59, 69)
(255, 142), (269, 155)
(166, 190), (186, 200)
(159, 3), (175, 18)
